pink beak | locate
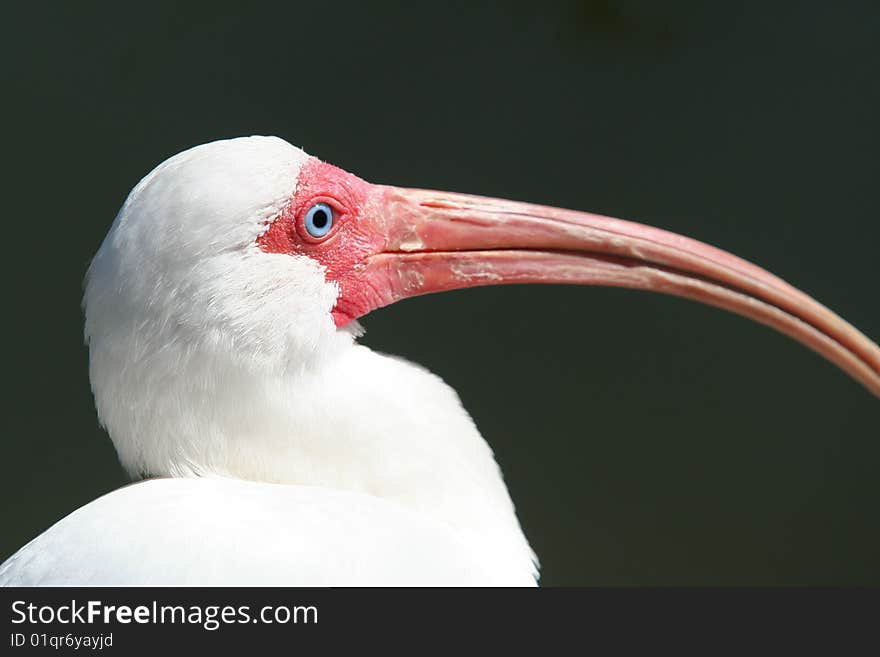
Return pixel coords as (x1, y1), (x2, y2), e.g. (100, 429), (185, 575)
(343, 185), (880, 398)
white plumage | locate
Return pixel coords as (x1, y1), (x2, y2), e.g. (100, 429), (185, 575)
(1, 137), (538, 586)
(1, 478), (533, 586)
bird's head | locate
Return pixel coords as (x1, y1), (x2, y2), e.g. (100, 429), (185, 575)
(85, 136), (879, 482)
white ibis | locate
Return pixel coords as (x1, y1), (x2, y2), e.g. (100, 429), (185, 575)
(1, 136), (877, 586)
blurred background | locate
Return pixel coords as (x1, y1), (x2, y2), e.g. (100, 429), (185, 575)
(1, 1), (877, 584)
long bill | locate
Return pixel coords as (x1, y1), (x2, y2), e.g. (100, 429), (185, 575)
(345, 185), (880, 398)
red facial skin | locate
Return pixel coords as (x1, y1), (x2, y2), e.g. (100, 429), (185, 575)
(256, 158), (880, 397)
(257, 159), (386, 326)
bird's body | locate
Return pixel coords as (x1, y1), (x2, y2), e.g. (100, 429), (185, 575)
(2, 136), (877, 586)
(0, 477), (533, 586)
(2, 338), (537, 586)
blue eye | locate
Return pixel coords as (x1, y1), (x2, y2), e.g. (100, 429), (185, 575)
(304, 202), (334, 238)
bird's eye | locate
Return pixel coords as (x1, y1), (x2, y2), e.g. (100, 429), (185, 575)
(304, 202), (334, 238)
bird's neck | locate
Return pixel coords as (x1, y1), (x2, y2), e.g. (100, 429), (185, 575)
(94, 337), (536, 576)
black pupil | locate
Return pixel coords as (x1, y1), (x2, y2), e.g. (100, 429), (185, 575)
(312, 208), (329, 229)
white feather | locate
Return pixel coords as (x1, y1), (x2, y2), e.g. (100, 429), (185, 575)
(2, 136), (538, 586)
(0, 478), (534, 586)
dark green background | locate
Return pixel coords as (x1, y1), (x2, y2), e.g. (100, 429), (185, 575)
(2, 1), (877, 584)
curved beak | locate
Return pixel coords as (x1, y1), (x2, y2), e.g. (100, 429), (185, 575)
(338, 185), (880, 398)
